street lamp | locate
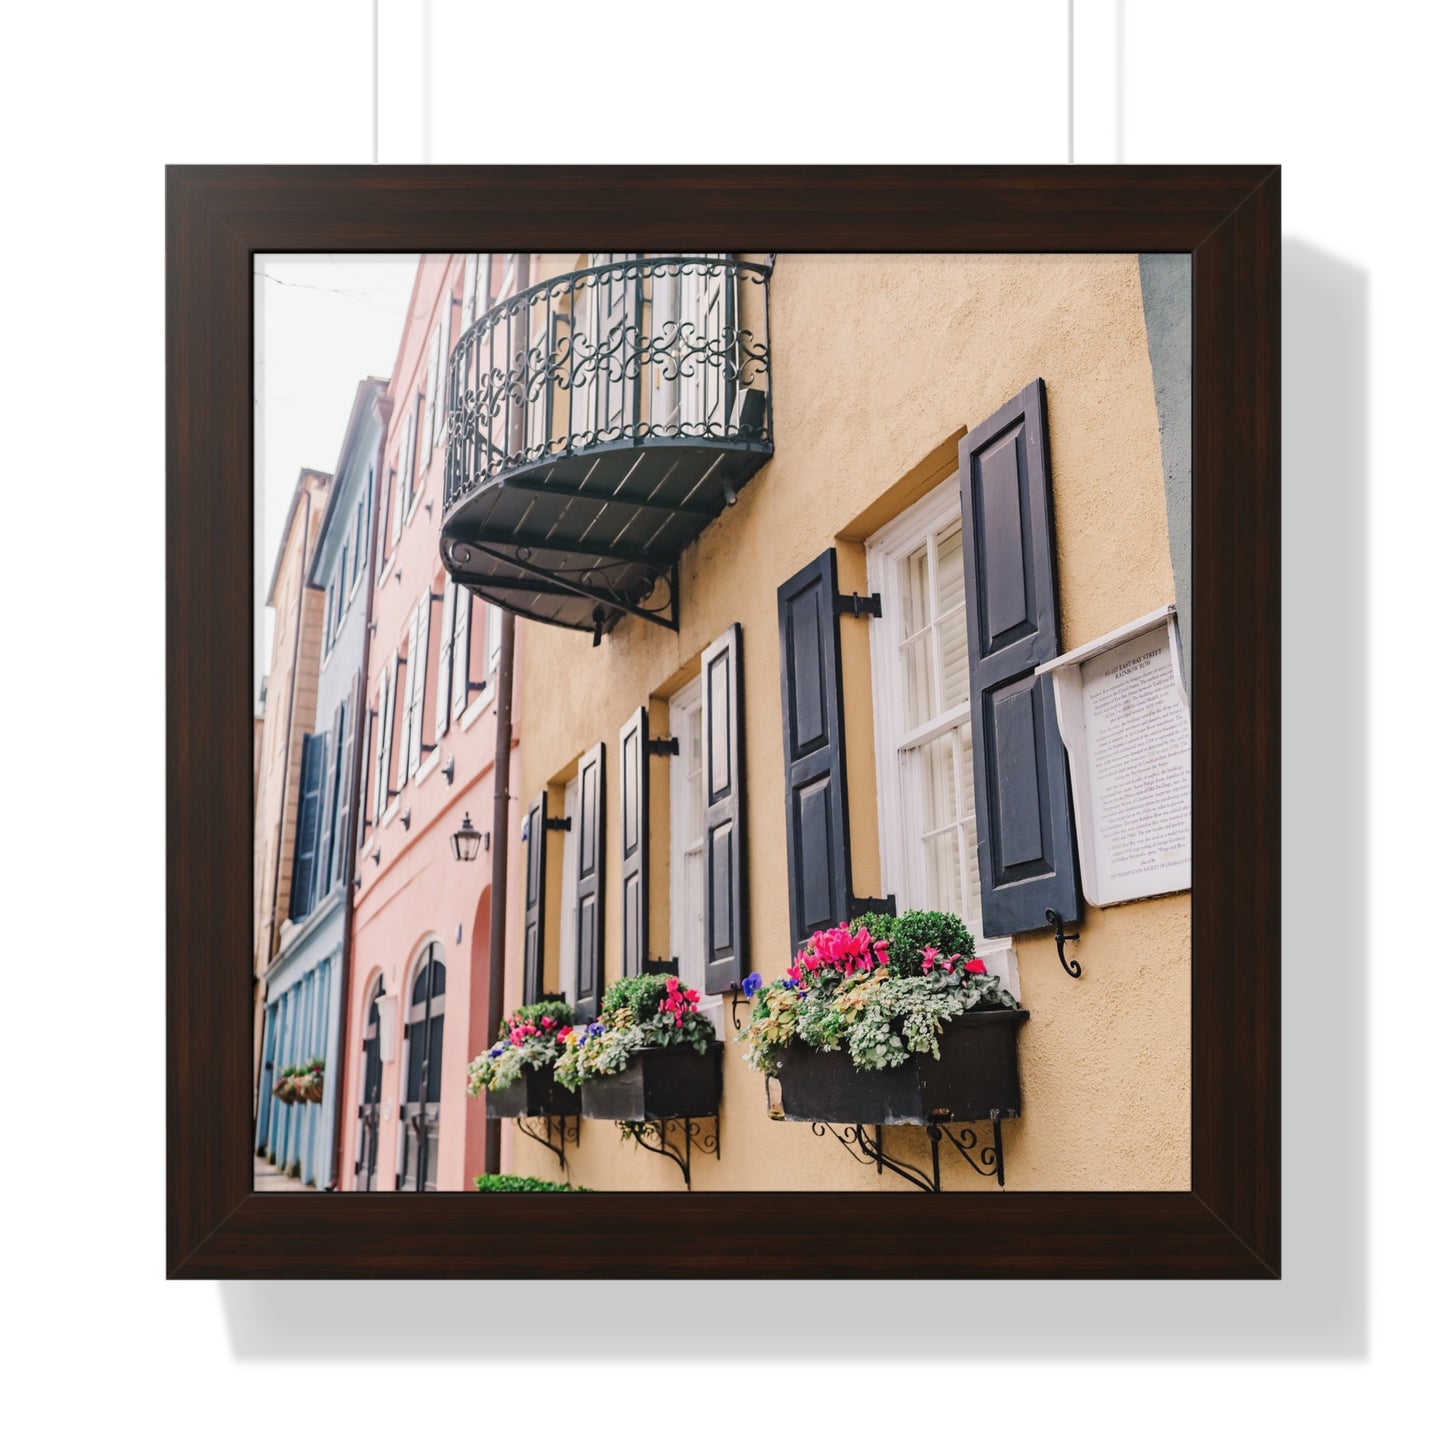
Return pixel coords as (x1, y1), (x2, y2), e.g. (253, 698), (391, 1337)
(450, 812), (485, 862)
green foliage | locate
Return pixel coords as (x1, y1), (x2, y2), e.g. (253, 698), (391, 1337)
(473, 1173), (591, 1193)
(466, 1003), (577, 1097)
(598, 974), (671, 1022)
(741, 911), (1013, 1075)
(850, 910), (975, 979)
(508, 999), (576, 1030)
(555, 975), (716, 1089)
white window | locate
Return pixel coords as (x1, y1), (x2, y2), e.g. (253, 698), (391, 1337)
(668, 677), (725, 1035)
(558, 775), (580, 1006)
(866, 477), (1020, 996)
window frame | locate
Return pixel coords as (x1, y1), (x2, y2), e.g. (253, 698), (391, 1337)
(865, 475), (1020, 997)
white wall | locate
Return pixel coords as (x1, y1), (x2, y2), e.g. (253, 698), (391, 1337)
(9, 0), (1435, 1438)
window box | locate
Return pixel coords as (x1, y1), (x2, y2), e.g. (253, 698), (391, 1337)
(770, 1011), (1028, 1125)
(580, 1042), (723, 1122)
(485, 1063), (577, 1121)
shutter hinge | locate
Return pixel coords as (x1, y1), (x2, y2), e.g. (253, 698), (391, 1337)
(544, 816), (572, 832)
(850, 894), (896, 917)
(642, 957), (679, 976)
(835, 591), (883, 619)
(646, 736), (680, 757)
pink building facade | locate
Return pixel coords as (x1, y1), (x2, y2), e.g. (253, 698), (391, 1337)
(338, 254), (525, 1191)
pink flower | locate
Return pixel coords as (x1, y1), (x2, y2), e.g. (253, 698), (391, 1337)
(963, 958), (987, 975)
(920, 944), (940, 974)
(540, 1015), (554, 1030)
(557, 1026), (572, 1041)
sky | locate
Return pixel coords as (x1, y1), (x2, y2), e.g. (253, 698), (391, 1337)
(254, 254), (421, 707)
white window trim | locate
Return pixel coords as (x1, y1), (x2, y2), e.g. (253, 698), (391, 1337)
(668, 677), (725, 1038)
(865, 476), (1021, 1000)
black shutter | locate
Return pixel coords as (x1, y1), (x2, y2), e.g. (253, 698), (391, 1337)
(618, 706), (648, 978)
(522, 791), (547, 1006)
(289, 734), (326, 921)
(573, 742), (605, 1021)
(958, 378), (1083, 934)
(702, 624), (747, 994)
(777, 549), (852, 954)
(315, 703), (341, 899)
(332, 694), (353, 888)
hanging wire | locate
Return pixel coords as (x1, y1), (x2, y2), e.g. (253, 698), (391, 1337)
(1067, 0), (1075, 163)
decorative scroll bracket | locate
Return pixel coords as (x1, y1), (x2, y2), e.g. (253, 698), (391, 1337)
(620, 1116), (719, 1190)
(1045, 908), (1083, 979)
(513, 1114), (579, 1173)
(808, 1114), (1007, 1191)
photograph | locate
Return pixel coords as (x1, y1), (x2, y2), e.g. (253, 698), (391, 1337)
(251, 247), (1194, 1196)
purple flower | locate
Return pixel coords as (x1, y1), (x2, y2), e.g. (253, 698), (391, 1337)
(782, 979), (796, 991)
(742, 971), (763, 998)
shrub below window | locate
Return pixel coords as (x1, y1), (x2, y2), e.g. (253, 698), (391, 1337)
(473, 1173), (591, 1193)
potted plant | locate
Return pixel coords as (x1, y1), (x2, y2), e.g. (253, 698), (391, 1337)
(272, 1058), (325, 1106)
(466, 1000), (578, 1119)
(556, 974), (721, 1122)
(740, 911), (1028, 1125)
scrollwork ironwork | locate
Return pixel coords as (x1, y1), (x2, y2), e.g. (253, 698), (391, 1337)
(513, 1113), (580, 1173)
(443, 256), (773, 512)
(617, 1115), (720, 1190)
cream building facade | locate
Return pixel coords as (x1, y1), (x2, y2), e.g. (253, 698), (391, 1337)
(442, 252), (1191, 1191)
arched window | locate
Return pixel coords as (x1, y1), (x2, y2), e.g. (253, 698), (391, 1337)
(353, 976), (385, 1192)
(400, 944), (446, 1191)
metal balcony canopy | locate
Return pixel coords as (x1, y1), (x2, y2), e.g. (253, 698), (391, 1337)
(439, 255), (773, 642)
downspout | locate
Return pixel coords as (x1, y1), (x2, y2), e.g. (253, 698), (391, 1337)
(483, 253), (528, 1175)
(329, 398), (391, 1190)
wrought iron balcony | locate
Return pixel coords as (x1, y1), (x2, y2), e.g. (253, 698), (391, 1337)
(440, 255), (773, 640)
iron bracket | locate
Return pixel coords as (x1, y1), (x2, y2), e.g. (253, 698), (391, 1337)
(807, 1114), (1007, 1191)
(646, 736), (680, 757)
(729, 985), (747, 1032)
(513, 1113), (579, 1173)
(1045, 908), (1083, 979)
(850, 894), (897, 917)
(619, 1115), (719, 1190)
(835, 591), (883, 619)
(544, 816), (572, 832)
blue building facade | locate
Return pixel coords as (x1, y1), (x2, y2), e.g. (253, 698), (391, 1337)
(256, 379), (389, 1186)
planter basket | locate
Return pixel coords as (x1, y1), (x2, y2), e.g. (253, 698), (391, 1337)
(581, 1042), (723, 1121)
(298, 1074), (325, 1104)
(486, 1063), (578, 1120)
(771, 1009), (1029, 1125)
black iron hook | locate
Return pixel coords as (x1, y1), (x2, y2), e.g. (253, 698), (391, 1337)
(1045, 908), (1082, 979)
(729, 985), (746, 1032)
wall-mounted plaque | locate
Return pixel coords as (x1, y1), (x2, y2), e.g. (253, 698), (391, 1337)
(1037, 606), (1190, 908)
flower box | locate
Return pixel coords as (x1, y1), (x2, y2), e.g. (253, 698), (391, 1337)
(580, 1042), (723, 1121)
(771, 1010), (1029, 1125)
(485, 1064), (577, 1120)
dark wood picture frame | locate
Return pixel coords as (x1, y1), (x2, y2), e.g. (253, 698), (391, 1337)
(168, 165), (1280, 1279)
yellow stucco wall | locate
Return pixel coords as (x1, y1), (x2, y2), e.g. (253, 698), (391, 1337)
(503, 253), (1189, 1191)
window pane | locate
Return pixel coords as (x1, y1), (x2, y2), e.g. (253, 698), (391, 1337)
(936, 527), (971, 710)
(916, 732), (959, 833)
(922, 828), (965, 917)
(903, 543), (933, 636)
(901, 633), (937, 731)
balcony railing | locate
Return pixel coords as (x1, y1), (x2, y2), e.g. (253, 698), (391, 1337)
(439, 255), (773, 637)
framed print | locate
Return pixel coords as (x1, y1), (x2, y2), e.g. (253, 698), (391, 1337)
(168, 165), (1279, 1277)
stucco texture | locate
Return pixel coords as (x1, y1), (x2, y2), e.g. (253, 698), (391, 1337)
(505, 253), (1189, 1192)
